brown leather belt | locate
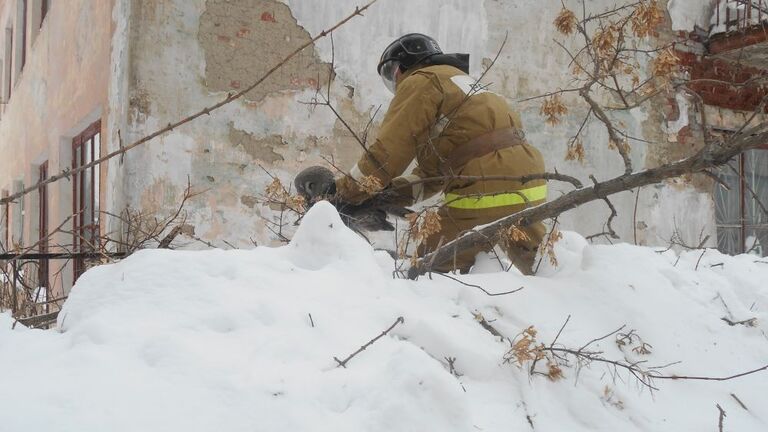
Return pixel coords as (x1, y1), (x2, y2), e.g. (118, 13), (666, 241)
(445, 127), (526, 173)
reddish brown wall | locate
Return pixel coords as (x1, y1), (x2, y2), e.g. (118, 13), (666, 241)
(677, 50), (768, 112)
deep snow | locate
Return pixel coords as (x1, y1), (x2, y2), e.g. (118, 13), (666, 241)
(1, 202), (767, 431)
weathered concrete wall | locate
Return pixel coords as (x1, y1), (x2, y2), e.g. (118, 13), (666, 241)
(0, 0), (116, 296)
(121, 0), (368, 248)
(121, 0), (726, 250)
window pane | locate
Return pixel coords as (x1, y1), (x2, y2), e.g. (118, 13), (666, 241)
(93, 133), (100, 225)
(717, 227), (742, 256)
(715, 160), (742, 226)
(74, 144), (81, 245)
(744, 149), (768, 226)
(745, 227), (767, 257)
(715, 159), (743, 254)
(83, 139), (93, 231)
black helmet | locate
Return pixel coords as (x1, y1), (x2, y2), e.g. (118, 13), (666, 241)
(377, 33), (442, 93)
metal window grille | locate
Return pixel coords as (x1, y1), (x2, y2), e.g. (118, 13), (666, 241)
(715, 148), (768, 256)
(714, 0), (767, 33)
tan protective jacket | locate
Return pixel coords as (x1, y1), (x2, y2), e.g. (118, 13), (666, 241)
(336, 64), (546, 218)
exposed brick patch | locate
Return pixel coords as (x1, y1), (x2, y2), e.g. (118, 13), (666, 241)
(676, 125), (694, 146)
(709, 24), (768, 55)
(199, 0), (330, 102)
(677, 50), (768, 112)
(261, 12), (276, 22)
(663, 96), (680, 121)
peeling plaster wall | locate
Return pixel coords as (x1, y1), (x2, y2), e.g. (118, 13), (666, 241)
(123, 0), (721, 249)
(198, 0), (330, 102)
(123, 0), (362, 248)
(0, 0), (116, 296)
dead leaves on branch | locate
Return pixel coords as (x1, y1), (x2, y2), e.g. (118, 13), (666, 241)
(555, 1), (663, 40)
(402, 209), (442, 266)
(593, 25), (620, 59)
(566, 139), (586, 163)
(358, 175), (384, 196)
(545, 227), (563, 267)
(406, 209), (442, 244)
(554, 8), (578, 35)
(651, 48), (681, 78)
(630, 0), (664, 38)
(498, 224), (532, 255)
(540, 94), (569, 126)
(264, 177), (306, 213)
(547, 1), (675, 166)
(505, 326), (543, 366)
(552, 0), (672, 82)
(503, 325), (564, 382)
(608, 137), (631, 155)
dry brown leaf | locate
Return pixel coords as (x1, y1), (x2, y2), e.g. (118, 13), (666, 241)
(506, 326), (544, 366)
(651, 48), (680, 77)
(593, 25), (619, 59)
(546, 228), (563, 267)
(608, 138), (631, 154)
(421, 210), (442, 239)
(631, 1), (664, 38)
(265, 178), (289, 202)
(406, 210), (443, 244)
(287, 194), (306, 212)
(554, 8), (578, 35)
(358, 175), (384, 195)
(540, 94), (569, 126)
(566, 139), (586, 163)
(547, 362), (565, 381)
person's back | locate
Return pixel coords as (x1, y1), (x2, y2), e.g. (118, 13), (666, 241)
(385, 64), (547, 273)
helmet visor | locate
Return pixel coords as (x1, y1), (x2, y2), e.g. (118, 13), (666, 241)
(379, 59), (400, 94)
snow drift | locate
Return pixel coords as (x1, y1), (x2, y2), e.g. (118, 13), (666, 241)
(1, 201), (767, 431)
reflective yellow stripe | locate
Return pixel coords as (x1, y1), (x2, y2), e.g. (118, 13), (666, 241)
(444, 185), (548, 209)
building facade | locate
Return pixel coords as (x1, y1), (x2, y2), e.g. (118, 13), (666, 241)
(0, 0), (766, 314)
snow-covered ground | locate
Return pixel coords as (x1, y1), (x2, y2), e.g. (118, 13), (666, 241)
(1, 202), (767, 431)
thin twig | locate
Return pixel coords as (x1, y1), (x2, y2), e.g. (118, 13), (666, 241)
(334, 316), (405, 368)
(716, 404), (726, 432)
(730, 393), (748, 411)
(433, 272), (524, 297)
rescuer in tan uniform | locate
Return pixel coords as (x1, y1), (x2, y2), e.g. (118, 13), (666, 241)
(336, 33), (547, 274)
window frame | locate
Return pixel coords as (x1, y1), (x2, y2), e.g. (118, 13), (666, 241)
(1, 190), (8, 251)
(715, 141), (768, 256)
(20, 0), (27, 70)
(38, 161), (48, 293)
(71, 120), (101, 281)
(40, 0), (49, 28)
(5, 26), (13, 101)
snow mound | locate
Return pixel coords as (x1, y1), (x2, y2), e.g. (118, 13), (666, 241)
(284, 200), (379, 271)
(1, 206), (767, 431)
